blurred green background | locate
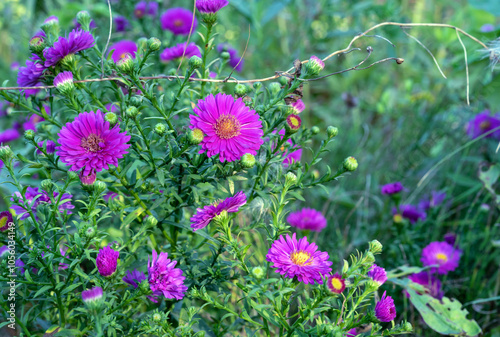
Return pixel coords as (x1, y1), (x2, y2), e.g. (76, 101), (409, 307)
(1, 0), (499, 335)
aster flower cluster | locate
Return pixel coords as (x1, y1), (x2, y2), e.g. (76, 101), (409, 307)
(190, 191), (247, 231)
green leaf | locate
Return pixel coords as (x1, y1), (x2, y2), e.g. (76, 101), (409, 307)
(34, 285), (53, 298)
(120, 207), (145, 229)
(479, 164), (500, 206)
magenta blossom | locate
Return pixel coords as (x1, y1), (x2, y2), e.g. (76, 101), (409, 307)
(266, 233), (332, 285)
(421, 241), (461, 274)
(0, 211), (13, 232)
(393, 204), (426, 224)
(161, 8), (197, 35)
(123, 269), (147, 288)
(287, 208), (327, 232)
(367, 264), (387, 285)
(381, 182), (403, 195)
(109, 40), (137, 63)
(466, 110), (500, 140)
(43, 29), (95, 67)
(275, 129), (302, 166)
(160, 42), (201, 62)
(217, 44), (244, 72)
(196, 0), (229, 14)
(96, 245), (119, 277)
(148, 250), (188, 301)
(10, 187), (74, 220)
(17, 54), (46, 96)
(408, 271), (444, 299)
(375, 291), (396, 322)
(0, 129), (20, 143)
(190, 191), (246, 231)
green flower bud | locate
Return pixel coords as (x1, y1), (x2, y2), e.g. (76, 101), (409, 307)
(61, 54), (76, 70)
(241, 153), (256, 169)
(0, 145), (14, 162)
(201, 12), (218, 25)
(145, 215), (158, 228)
(95, 181), (107, 195)
(402, 322), (413, 332)
(343, 157), (358, 172)
(188, 128), (204, 145)
(252, 266), (265, 279)
(139, 279), (152, 295)
(41, 18), (60, 37)
(268, 82), (282, 96)
(152, 312), (162, 322)
(85, 226), (96, 239)
(76, 11), (91, 30)
(253, 82), (262, 90)
(68, 171), (79, 181)
(117, 53), (135, 74)
(137, 37), (148, 51)
(126, 106), (140, 119)
(279, 76), (288, 86)
(304, 55), (325, 77)
(369, 240), (383, 255)
(105, 112), (118, 127)
(24, 129), (35, 141)
(327, 126), (338, 138)
(147, 37), (161, 51)
(364, 252), (375, 265)
(41, 179), (53, 192)
(365, 279), (380, 292)
(129, 96), (143, 107)
(154, 123), (167, 135)
(188, 56), (203, 69)
(221, 51), (230, 60)
(311, 126), (320, 135)
(29, 36), (46, 54)
(285, 172), (297, 186)
(234, 84), (247, 97)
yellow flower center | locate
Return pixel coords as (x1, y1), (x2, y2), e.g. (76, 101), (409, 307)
(135, 9), (144, 17)
(480, 121), (491, 130)
(289, 116), (300, 127)
(174, 19), (184, 27)
(393, 214), (403, 223)
(436, 253), (448, 263)
(330, 277), (343, 290)
(215, 115), (241, 140)
(81, 133), (105, 153)
(0, 216), (8, 228)
(290, 250), (312, 266)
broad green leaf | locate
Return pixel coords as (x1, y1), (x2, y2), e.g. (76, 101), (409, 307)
(478, 164), (500, 206)
(120, 207), (145, 229)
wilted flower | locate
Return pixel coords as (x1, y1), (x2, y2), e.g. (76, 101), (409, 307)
(421, 241), (462, 274)
(56, 110), (131, 176)
(109, 40), (138, 63)
(408, 271), (444, 299)
(190, 93), (263, 162)
(381, 182), (403, 195)
(96, 245), (119, 277)
(123, 269), (147, 288)
(43, 29), (95, 67)
(287, 208), (327, 232)
(148, 250), (188, 301)
(160, 42), (202, 62)
(0, 211), (13, 232)
(266, 233), (332, 285)
(375, 291), (396, 322)
(190, 191), (247, 231)
(161, 8), (197, 35)
(327, 273), (346, 294)
(466, 110), (500, 140)
(367, 264), (387, 285)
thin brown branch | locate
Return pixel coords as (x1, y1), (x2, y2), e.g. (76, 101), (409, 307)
(455, 28), (470, 106)
(102, 0), (113, 78)
(177, 0), (197, 72)
(401, 28), (446, 79)
(224, 25), (251, 82)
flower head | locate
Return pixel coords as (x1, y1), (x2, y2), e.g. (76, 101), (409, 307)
(43, 29), (95, 67)
(190, 93), (263, 162)
(17, 54), (45, 96)
(114, 16), (130, 32)
(134, 1), (158, 18)
(82, 286), (103, 306)
(393, 204), (426, 224)
(123, 269), (147, 288)
(0, 129), (20, 143)
(287, 208), (327, 232)
(161, 8), (197, 35)
(0, 211), (13, 232)
(147, 2), (158, 16)
(147, 250), (188, 300)
(109, 40), (138, 63)
(467, 110), (500, 140)
(196, 0), (229, 14)
(275, 129), (302, 166)
(266, 233), (332, 285)
(381, 182), (403, 195)
(421, 241), (461, 274)
(408, 272), (444, 299)
(346, 328), (358, 337)
(290, 99), (305, 114)
(54, 71), (74, 94)
(217, 44), (244, 71)
(190, 191), (246, 231)
(286, 114), (302, 133)
(56, 110), (130, 176)
(367, 264), (387, 285)
(305, 55), (325, 76)
(0, 246), (9, 257)
(96, 245), (119, 277)
(375, 291), (396, 322)
(327, 273), (346, 293)
(160, 42), (201, 62)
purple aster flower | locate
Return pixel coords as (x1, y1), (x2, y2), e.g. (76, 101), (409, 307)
(266, 233), (332, 285)
(11, 187), (46, 220)
(190, 93), (263, 162)
(10, 62), (20, 72)
(43, 29), (95, 67)
(53, 71), (74, 92)
(17, 54), (45, 96)
(466, 110), (500, 140)
(381, 182), (403, 195)
(148, 250), (188, 301)
(103, 191), (119, 202)
(196, 0), (229, 14)
(408, 271), (444, 299)
(0, 129), (20, 143)
(0, 246), (9, 258)
(56, 110), (131, 176)
(375, 291), (396, 322)
(114, 16), (130, 32)
(82, 286), (103, 303)
(345, 328), (358, 337)
(276, 129), (302, 165)
(190, 191), (246, 231)
(161, 8), (197, 35)
(109, 40), (137, 63)
(327, 273), (346, 294)
(147, 2), (158, 16)
(217, 44), (244, 72)
(287, 208), (327, 232)
(481, 24), (495, 33)
(134, 1), (147, 18)
(421, 241), (461, 275)
(36, 140), (56, 155)
(160, 42), (201, 62)
(393, 204), (426, 224)
(290, 99), (305, 114)
(123, 269), (147, 288)
(367, 264), (387, 285)
(16, 259), (25, 274)
(96, 245), (119, 277)
(44, 16), (59, 24)
(79, 170), (96, 186)
(0, 211), (13, 232)
(419, 191), (446, 211)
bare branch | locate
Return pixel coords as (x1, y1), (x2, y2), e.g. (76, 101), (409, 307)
(401, 28), (446, 79)
(455, 29), (470, 106)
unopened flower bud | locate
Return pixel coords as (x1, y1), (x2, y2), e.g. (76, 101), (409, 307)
(221, 51), (230, 60)
(285, 114), (301, 134)
(145, 215), (158, 228)
(68, 171), (79, 181)
(24, 129), (35, 141)
(268, 82), (281, 96)
(95, 181), (107, 195)
(41, 16), (59, 36)
(105, 112), (118, 126)
(154, 123), (167, 135)
(285, 172), (297, 186)
(61, 54), (76, 69)
(29, 36), (46, 54)
(364, 252), (375, 265)
(188, 56), (202, 69)
(41, 179), (52, 192)
(253, 82), (262, 90)
(83, 224), (96, 239)
(54, 71), (74, 96)
(369, 240), (383, 255)
(279, 76), (288, 86)
(365, 279), (380, 292)
(252, 266), (265, 279)
(129, 96), (142, 107)
(188, 128), (204, 145)
(402, 322), (413, 332)
(312, 169), (320, 179)
(327, 126), (338, 138)
(76, 11), (91, 30)
(152, 312), (162, 322)
(117, 53), (135, 73)
(0, 145), (14, 162)
(80, 170), (96, 186)
(304, 55), (325, 77)
(126, 106), (140, 119)
(234, 84), (247, 97)
(147, 37), (161, 51)
(343, 157), (358, 172)
(137, 37), (148, 51)
(311, 126), (320, 135)
(241, 153), (256, 169)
